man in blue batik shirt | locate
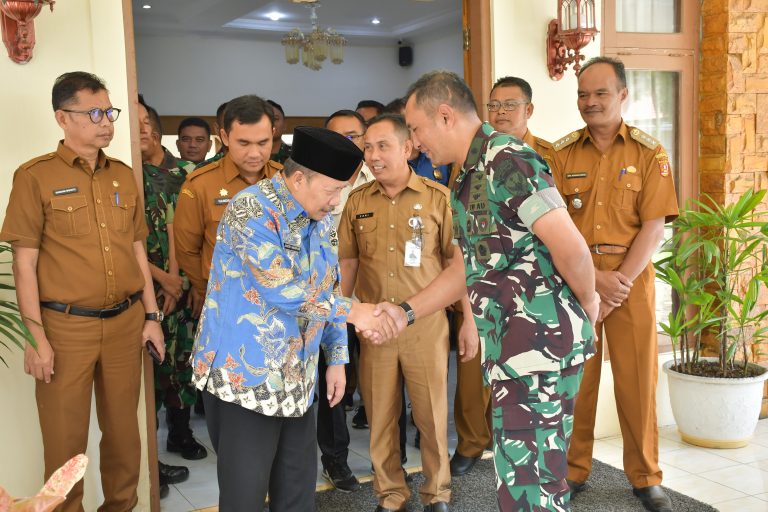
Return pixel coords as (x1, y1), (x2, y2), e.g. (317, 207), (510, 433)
(191, 126), (398, 511)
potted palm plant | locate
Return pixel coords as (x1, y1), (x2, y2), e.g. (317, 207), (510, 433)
(0, 242), (35, 366)
(655, 188), (768, 448)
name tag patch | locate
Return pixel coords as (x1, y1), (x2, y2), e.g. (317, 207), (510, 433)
(214, 198), (230, 205)
(53, 187), (78, 196)
(566, 172), (588, 179)
(355, 212), (374, 219)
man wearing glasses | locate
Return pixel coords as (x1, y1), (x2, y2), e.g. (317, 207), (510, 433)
(1, 71), (165, 512)
(487, 76), (554, 169)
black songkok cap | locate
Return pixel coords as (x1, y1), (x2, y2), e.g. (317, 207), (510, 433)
(290, 126), (363, 181)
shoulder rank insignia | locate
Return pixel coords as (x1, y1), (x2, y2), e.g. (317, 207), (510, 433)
(181, 188), (195, 199)
(553, 130), (581, 152)
(629, 127), (661, 150)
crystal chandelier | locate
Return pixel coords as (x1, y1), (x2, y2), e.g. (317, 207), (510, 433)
(281, 2), (347, 71)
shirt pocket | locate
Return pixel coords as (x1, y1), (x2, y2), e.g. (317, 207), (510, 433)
(110, 193), (136, 233)
(611, 172), (642, 210)
(354, 217), (377, 256)
(207, 203), (228, 234)
(50, 195), (90, 237)
(560, 174), (593, 215)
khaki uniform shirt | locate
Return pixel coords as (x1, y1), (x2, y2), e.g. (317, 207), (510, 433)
(522, 130), (555, 170)
(174, 154), (281, 294)
(331, 163), (374, 229)
(0, 142), (148, 307)
(550, 122), (679, 248)
(338, 171), (454, 318)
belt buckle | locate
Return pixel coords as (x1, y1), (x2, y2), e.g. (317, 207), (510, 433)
(593, 244), (603, 255)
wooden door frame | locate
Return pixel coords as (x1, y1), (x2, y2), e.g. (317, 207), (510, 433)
(463, 0), (492, 117)
(121, 0), (161, 510)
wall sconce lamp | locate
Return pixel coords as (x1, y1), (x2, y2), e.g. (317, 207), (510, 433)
(546, 0), (598, 80)
(1, 0), (54, 64)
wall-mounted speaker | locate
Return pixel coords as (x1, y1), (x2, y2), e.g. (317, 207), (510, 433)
(398, 45), (413, 67)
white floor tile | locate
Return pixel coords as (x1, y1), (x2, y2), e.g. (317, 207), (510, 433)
(176, 478), (219, 510)
(699, 465), (768, 495)
(711, 496), (768, 512)
(751, 433), (768, 449)
(160, 485), (194, 512)
(659, 447), (739, 473)
(662, 474), (746, 504)
(704, 444), (768, 464)
(755, 492), (768, 502)
(592, 439), (624, 464)
(658, 436), (686, 453)
(658, 461), (688, 480)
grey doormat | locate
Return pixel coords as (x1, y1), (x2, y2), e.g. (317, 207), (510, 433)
(315, 458), (718, 511)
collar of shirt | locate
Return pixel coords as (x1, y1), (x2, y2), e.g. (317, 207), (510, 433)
(355, 163), (374, 187)
(462, 122), (495, 171)
(522, 129), (535, 148)
(222, 152), (246, 184)
(370, 169), (426, 198)
(56, 140), (109, 172)
(581, 120), (629, 148)
(271, 172), (308, 223)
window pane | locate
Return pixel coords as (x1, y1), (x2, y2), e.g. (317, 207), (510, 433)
(616, 0), (680, 33)
(622, 69), (680, 331)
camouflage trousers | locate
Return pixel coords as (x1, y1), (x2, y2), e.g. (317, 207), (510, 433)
(154, 298), (198, 410)
(491, 364), (584, 512)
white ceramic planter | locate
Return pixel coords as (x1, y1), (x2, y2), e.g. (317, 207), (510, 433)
(663, 358), (768, 448)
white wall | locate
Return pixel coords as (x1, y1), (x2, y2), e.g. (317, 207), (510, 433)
(134, 29), (463, 117)
(491, 0), (603, 142)
(0, 2), (151, 510)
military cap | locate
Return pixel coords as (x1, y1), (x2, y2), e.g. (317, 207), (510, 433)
(291, 126), (363, 181)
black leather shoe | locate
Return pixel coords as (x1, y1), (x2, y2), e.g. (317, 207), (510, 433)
(424, 502), (449, 511)
(567, 479), (588, 495)
(322, 461), (360, 493)
(449, 452), (480, 476)
(633, 485), (672, 512)
(352, 406), (369, 429)
(159, 482), (169, 499)
(374, 506), (405, 512)
(167, 436), (208, 460)
(159, 461), (189, 484)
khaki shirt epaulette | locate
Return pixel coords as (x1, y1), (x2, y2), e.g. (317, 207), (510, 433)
(553, 129), (583, 152)
(533, 136), (553, 151)
(19, 152), (56, 170)
(419, 175), (451, 199)
(347, 179), (377, 200)
(628, 126), (661, 150)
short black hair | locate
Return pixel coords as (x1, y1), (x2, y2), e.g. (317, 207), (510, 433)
(367, 113), (410, 143)
(178, 117), (211, 137)
(216, 101), (229, 123)
(579, 56), (627, 89)
(267, 99), (285, 116)
(138, 94), (163, 134)
(356, 100), (385, 115)
(406, 70), (477, 115)
(52, 71), (107, 111)
(491, 76), (533, 102)
(324, 109), (366, 130)
(222, 95), (274, 134)
(384, 97), (406, 114)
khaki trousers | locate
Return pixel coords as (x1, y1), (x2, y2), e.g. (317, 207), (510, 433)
(359, 311), (451, 508)
(452, 313), (492, 458)
(567, 257), (663, 488)
(37, 303), (144, 512)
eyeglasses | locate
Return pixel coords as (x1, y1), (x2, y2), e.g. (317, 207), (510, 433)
(486, 101), (528, 112)
(345, 133), (364, 141)
(61, 107), (121, 124)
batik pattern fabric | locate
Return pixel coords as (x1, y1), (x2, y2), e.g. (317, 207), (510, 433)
(191, 172), (351, 417)
(143, 149), (198, 408)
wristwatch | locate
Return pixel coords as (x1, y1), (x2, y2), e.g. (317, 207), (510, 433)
(398, 302), (416, 326)
(145, 311), (164, 322)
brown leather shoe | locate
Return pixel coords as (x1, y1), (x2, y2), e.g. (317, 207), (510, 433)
(374, 506), (405, 512)
(632, 485), (672, 512)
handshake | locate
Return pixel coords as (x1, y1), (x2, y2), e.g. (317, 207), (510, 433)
(346, 301), (410, 344)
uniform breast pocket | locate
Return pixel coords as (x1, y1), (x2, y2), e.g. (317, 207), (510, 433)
(612, 173), (642, 210)
(50, 195), (90, 237)
(207, 203), (228, 233)
(420, 220), (440, 256)
(560, 175), (593, 215)
(110, 193), (136, 232)
(354, 218), (377, 256)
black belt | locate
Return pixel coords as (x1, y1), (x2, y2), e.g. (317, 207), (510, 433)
(41, 291), (143, 318)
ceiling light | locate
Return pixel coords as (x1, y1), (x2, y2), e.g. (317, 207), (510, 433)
(142, 4), (151, 9)
(281, 3), (347, 71)
(371, 17), (381, 25)
(266, 11), (284, 21)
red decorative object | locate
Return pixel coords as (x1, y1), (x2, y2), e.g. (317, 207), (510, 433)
(0, 0), (54, 64)
(546, 0), (598, 80)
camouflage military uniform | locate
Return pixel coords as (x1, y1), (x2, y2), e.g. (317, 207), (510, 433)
(195, 148), (226, 169)
(144, 148), (198, 409)
(270, 141), (291, 164)
(451, 123), (596, 512)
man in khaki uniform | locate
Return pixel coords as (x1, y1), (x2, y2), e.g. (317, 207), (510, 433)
(1, 71), (164, 512)
(550, 57), (679, 512)
(174, 95), (281, 316)
(339, 114), (477, 512)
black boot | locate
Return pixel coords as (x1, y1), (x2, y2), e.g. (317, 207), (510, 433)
(166, 406), (208, 460)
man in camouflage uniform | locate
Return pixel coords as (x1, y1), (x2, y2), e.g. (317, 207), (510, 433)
(138, 97), (207, 464)
(375, 71), (599, 512)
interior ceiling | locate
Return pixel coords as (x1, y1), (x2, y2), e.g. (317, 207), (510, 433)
(132, 0), (462, 44)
